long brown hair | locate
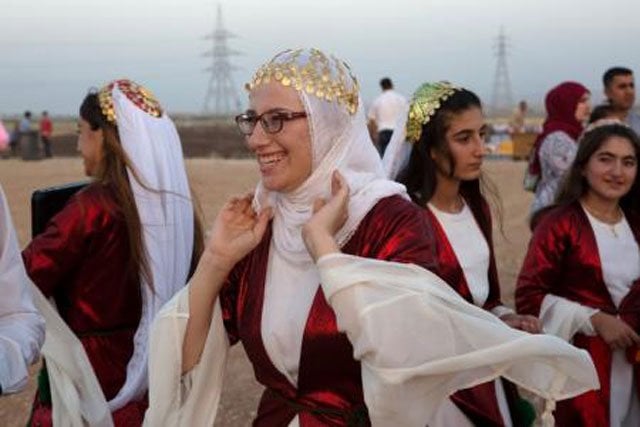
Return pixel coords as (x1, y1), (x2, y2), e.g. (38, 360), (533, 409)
(79, 92), (204, 288)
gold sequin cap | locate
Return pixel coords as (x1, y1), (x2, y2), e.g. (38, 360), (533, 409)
(406, 81), (461, 143)
(98, 79), (163, 124)
(246, 48), (360, 115)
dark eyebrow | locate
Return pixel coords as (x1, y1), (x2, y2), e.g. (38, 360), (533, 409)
(452, 129), (473, 138)
(452, 125), (487, 138)
(596, 151), (637, 160)
(597, 151), (615, 156)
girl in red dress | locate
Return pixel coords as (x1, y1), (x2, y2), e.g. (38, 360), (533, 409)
(517, 121), (640, 426)
(23, 80), (202, 426)
(388, 81), (541, 426)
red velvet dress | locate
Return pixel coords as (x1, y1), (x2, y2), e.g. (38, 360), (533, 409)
(22, 184), (146, 426)
(423, 197), (521, 427)
(219, 195), (436, 426)
(516, 202), (640, 426)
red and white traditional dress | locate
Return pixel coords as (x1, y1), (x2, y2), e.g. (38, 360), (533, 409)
(23, 80), (195, 427)
(517, 202), (640, 426)
(425, 197), (521, 427)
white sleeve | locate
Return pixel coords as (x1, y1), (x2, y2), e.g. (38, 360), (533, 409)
(0, 186), (45, 394)
(317, 253), (600, 427)
(540, 294), (598, 341)
(144, 285), (229, 427)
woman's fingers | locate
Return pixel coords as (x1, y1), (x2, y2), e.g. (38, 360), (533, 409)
(332, 170), (350, 199)
(312, 198), (327, 214)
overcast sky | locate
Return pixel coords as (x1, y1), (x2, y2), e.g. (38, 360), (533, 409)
(1, 0), (638, 116)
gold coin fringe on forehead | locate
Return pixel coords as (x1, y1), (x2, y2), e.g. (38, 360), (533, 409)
(98, 79), (163, 124)
(406, 81), (461, 143)
(246, 48), (360, 115)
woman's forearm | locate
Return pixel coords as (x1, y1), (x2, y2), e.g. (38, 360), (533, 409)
(182, 252), (232, 373)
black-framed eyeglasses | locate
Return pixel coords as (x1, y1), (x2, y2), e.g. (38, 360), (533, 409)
(235, 110), (307, 136)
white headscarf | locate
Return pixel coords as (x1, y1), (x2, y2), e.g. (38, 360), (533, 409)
(381, 104), (411, 180)
(252, 48), (407, 265)
(107, 83), (194, 411)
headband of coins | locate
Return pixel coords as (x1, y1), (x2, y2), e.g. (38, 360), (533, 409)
(98, 79), (163, 124)
(406, 81), (461, 143)
(583, 118), (629, 135)
(246, 48), (360, 115)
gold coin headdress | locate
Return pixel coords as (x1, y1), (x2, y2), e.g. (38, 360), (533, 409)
(98, 79), (163, 124)
(406, 81), (461, 143)
(246, 48), (360, 115)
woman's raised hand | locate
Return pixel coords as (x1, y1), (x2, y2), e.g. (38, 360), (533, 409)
(302, 170), (350, 261)
(206, 193), (272, 271)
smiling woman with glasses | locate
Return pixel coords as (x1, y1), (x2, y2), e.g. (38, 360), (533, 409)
(146, 48), (599, 427)
(235, 110), (307, 135)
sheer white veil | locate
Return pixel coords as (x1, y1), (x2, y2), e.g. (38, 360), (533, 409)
(381, 104), (412, 180)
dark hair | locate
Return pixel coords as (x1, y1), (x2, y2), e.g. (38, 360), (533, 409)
(555, 123), (640, 213)
(79, 92), (204, 288)
(380, 77), (393, 90)
(24, 111), (32, 118)
(603, 66), (633, 88)
(397, 89), (502, 232)
(589, 104), (615, 123)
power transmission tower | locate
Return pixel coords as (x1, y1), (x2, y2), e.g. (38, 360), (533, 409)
(202, 4), (242, 115)
(490, 27), (514, 117)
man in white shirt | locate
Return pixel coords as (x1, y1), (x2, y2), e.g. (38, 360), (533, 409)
(603, 67), (640, 134)
(367, 77), (408, 156)
(0, 184), (44, 394)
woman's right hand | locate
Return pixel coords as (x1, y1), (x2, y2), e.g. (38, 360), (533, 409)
(591, 312), (640, 350)
(205, 193), (272, 272)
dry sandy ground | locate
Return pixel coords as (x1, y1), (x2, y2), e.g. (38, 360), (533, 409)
(0, 157), (533, 426)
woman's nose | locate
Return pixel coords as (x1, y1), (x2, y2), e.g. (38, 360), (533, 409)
(246, 122), (270, 150)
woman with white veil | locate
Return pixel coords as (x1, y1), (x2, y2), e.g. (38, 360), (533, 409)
(146, 49), (599, 427)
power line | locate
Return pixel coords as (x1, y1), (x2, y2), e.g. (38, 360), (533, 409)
(201, 3), (242, 115)
(490, 27), (514, 117)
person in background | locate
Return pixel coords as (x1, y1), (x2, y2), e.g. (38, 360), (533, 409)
(19, 111), (33, 134)
(0, 183), (45, 395)
(589, 104), (616, 124)
(527, 81), (591, 220)
(509, 100), (528, 133)
(8, 120), (20, 157)
(603, 67), (640, 134)
(367, 77), (408, 157)
(517, 121), (640, 426)
(39, 111), (53, 158)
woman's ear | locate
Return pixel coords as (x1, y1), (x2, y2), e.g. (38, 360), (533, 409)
(429, 146), (436, 161)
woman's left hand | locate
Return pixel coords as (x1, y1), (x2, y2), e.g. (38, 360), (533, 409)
(302, 170), (350, 261)
(500, 313), (543, 334)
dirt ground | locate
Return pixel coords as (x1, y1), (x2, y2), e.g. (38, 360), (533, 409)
(0, 156), (533, 426)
